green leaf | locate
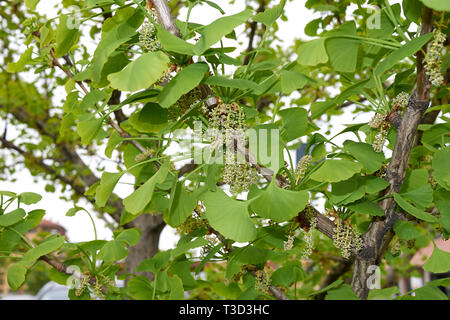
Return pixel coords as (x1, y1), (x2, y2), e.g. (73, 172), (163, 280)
(393, 193), (438, 223)
(226, 246), (278, 278)
(55, 14), (80, 57)
(367, 7), (395, 38)
(401, 184), (433, 210)
(95, 172), (123, 207)
(297, 38), (328, 66)
(202, 188), (257, 243)
(368, 287), (400, 300)
(0, 209), (26, 227)
(7, 263), (27, 291)
(129, 103), (168, 133)
(76, 116), (103, 145)
(375, 33), (434, 75)
(325, 284), (359, 300)
(280, 70), (308, 94)
(432, 148), (450, 190)
(249, 180), (309, 223)
(136, 250), (171, 273)
(193, 9), (253, 55)
(123, 162), (170, 215)
(115, 228), (141, 246)
(92, 8), (144, 83)
(253, 0), (286, 26)
(97, 240), (129, 264)
(127, 276), (154, 300)
(118, 89), (160, 107)
(0, 191), (16, 199)
(157, 26), (195, 55)
(107, 51), (170, 92)
(310, 159), (363, 183)
(403, 0), (423, 23)
(423, 241), (450, 273)
(305, 279), (343, 297)
(203, 76), (258, 90)
(77, 90), (111, 115)
(330, 179), (364, 205)
(168, 275), (184, 300)
(310, 100), (336, 120)
(413, 285), (448, 300)
(22, 235), (65, 265)
(336, 79), (370, 105)
(436, 200), (450, 235)
(158, 63), (208, 108)
(401, 168), (430, 191)
(347, 200), (385, 217)
(279, 107), (308, 141)
(25, 0), (39, 10)
(418, 0), (450, 11)
(6, 47), (33, 73)
(0, 210), (44, 252)
(105, 131), (123, 158)
(343, 141), (385, 174)
(18, 192), (42, 205)
(165, 183), (200, 227)
(172, 237), (208, 257)
(330, 176), (388, 206)
(270, 265), (306, 287)
(393, 220), (422, 240)
(325, 22), (360, 72)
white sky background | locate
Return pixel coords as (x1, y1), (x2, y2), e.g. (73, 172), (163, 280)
(1, 0), (403, 247)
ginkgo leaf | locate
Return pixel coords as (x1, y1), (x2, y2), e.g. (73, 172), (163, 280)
(423, 241), (450, 273)
(158, 63), (209, 108)
(193, 9), (253, 55)
(123, 162), (170, 215)
(95, 172), (123, 207)
(0, 208), (26, 227)
(310, 159), (363, 183)
(108, 52), (170, 92)
(91, 7), (144, 82)
(202, 188), (257, 243)
(249, 180), (309, 222)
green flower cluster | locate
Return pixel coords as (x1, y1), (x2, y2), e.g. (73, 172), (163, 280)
(209, 102), (245, 130)
(75, 275), (89, 297)
(372, 125), (389, 153)
(295, 154), (312, 184)
(332, 220), (363, 259)
(424, 29), (446, 87)
(301, 216), (317, 260)
(283, 234), (295, 251)
(169, 87), (202, 120)
(208, 102), (258, 194)
(138, 10), (161, 52)
(135, 147), (154, 162)
(392, 92), (409, 110)
(222, 161), (258, 195)
(369, 112), (385, 129)
(254, 268), (272, 294)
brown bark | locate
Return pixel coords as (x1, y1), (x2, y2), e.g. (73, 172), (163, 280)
(124, 214), (165, 280)
(350, 7), (434, 299)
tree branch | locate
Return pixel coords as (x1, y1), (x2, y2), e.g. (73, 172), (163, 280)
(351, 7), (434, 300)
(0, 135), (123, 223)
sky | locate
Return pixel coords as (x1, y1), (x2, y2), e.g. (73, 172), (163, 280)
(0, 0), (394, 248)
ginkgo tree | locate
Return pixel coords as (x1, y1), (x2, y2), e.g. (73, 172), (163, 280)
(0, 0), (449, 300)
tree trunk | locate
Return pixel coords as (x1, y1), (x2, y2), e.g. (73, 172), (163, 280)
(124, 214), (165, 281)
(350, 7), (434, 299)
